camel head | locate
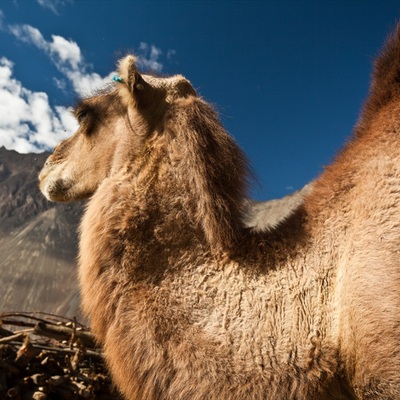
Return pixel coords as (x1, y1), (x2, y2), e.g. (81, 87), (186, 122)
(39, 55), (196, 202)
(40, 54), (249, 253)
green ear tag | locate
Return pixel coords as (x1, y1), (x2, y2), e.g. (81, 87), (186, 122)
(112, 76), (125, 83)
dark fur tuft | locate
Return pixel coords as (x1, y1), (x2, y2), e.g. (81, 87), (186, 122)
(166, 97), (251, 254)
(356, 23), (400, 137)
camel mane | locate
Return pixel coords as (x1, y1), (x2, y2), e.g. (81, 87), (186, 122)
(162, 95), (251, 254)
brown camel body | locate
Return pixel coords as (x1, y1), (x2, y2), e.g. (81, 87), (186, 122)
(39, 26), (400, 399)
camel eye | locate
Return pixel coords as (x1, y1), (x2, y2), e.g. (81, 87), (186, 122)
(77, 110), (89, 123)
(74, 103), (94, 124)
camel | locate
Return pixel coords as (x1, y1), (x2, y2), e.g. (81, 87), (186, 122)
(38, 24), (400, 400)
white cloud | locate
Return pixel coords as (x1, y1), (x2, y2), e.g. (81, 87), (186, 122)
(49, 34), (81, 69)
(8, 22), (111, 95)
(137, 42), (164, 73)
(8, 24), (47, 49)
(0, 57), (77, 154)
(65, 68), (113, 97)
(53, 76), (67, 91)
(36, 0), (72, 15)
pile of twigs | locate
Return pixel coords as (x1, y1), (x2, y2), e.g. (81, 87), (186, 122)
(0, 312), (119, 399)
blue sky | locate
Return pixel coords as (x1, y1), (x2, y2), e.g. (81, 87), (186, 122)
(0, 1), (399, 200)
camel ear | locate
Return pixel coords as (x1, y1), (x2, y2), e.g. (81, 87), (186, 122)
(116, 55), (155, 108)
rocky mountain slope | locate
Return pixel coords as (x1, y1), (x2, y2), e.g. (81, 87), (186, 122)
(0, 147), (83, 318)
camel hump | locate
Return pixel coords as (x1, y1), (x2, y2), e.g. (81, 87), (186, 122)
(356, 24), (400, 136)
(373, 23), (400, 95)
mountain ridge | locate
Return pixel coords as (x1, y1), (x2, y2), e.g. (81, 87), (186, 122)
(0, 146), (83, 317)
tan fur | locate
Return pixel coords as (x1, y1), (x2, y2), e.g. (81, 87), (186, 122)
(38, 25), (400, 400)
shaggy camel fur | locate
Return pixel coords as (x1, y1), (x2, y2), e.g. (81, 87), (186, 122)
(39, 25), (400, 400)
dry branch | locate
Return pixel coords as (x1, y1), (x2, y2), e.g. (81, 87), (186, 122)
(0, 312), (119, 400)
(0, 333), (25, 344)
(34, 322), (96, 349)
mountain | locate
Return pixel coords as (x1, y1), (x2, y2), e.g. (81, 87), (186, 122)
(0, 147), (83, 318)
